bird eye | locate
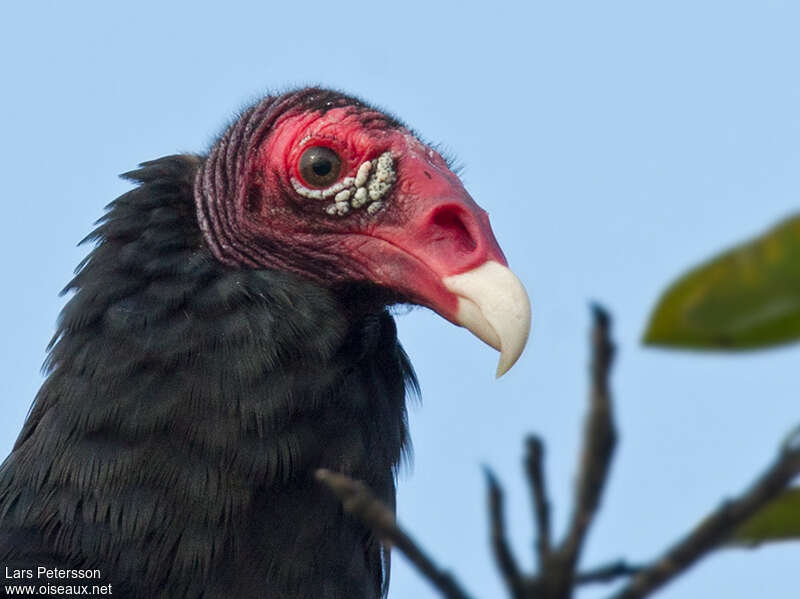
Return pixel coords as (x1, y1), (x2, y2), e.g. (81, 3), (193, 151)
(298, 146), (342, 188)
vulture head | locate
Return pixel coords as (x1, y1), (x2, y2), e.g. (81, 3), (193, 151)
(196, 88), (531, 375)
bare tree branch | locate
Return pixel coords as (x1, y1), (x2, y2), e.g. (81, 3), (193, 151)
(546, 304), (618, 597)
(609, 430), (800, 599)
(575, 560), (642, 585)
(484, 468), (525, 596)
(525, 435), (552, 569)
(315, 468), (475, 599)
(318, 307), (800, 599)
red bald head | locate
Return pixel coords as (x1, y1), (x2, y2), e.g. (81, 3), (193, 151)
(195, 89), (530, 374)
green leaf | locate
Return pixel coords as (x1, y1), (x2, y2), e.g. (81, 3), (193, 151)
(644, 214), (800, 350)
(733, 488), (800, 545)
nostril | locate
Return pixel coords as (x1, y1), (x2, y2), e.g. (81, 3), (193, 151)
(430, 206), (478, 254)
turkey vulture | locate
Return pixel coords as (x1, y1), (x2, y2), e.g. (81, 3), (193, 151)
(0, 88), (530, 598)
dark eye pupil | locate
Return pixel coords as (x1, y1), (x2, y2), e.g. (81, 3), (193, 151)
(312, 160), (332, 176)
(298, 146), (342, 188)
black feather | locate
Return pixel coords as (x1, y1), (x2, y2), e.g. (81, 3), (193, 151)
(0, 154), (416, 598)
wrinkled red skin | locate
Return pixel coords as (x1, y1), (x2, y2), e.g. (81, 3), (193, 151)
(250, 106), (507, 323)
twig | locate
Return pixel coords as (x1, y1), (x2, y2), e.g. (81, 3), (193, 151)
(315, 468), (475, 599)
(484, 468), (525, 596)
(548, 305), (618, 597)
(575, 560), (642, 585)
(609, 433), (800, 599)
(525, 435), (552, 568)
(319, 307), (800, 599)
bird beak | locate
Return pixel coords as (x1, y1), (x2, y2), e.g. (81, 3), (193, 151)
(363, 143), (531, 376)
(443, 261), (531, 377)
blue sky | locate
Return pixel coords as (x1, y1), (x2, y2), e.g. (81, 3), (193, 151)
(1, 1), (798, 597)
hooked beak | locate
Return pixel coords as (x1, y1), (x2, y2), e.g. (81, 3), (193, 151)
(444, 261), (531, 377)
(358, 142), (532, 376)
